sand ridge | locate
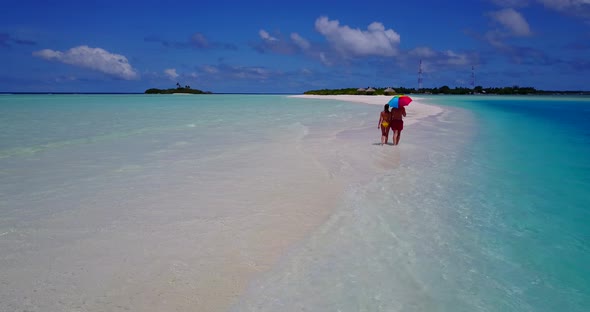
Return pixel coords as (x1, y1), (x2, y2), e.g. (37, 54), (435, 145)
(288, 94), (444, 126)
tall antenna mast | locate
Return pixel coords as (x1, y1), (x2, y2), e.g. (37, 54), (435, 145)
(418, 59), (423, 91)
(471, 65), (475, 89)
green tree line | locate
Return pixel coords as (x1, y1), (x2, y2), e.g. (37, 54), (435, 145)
(145, 82), (212, 94)
(304, 86), (589, 95)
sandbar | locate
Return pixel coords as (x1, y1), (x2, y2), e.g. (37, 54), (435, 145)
(289, 94), (443, 126)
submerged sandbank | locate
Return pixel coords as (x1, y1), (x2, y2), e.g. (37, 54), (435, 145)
(0, 94), (447, 312)
(231, 96), (469, 311)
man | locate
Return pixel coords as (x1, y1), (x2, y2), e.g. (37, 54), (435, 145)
(390, 106), (406, 145)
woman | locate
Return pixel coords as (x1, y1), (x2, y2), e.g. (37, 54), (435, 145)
(378, 104), (391, 145)
(390, 106), (406, 145)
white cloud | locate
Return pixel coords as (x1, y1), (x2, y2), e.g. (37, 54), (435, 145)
(251, 67), (270, 76)
(491, 0), (590, 19)
(34, 49), (62, 59)
(491, 0), (530, 7)
(408, 47), (437, 58)
(537, 0), (589, 9)
(231, 66), (270, 78)
(319, 52), (332, 66)
(402, 49), (474, 73)
(164, 68), (178, 79)
(490, 0), (590, 8)
(484, 31), (508, 48)
(538, 0), (590, 20)
(314, 16), (400, 57)
(419, 60), (433, 73)
(443, 50), (471, 65)
(290, 32), (310, 50)
(190, 33), (209, 48)
(489, 8), (532, 36)
(202, 65), (219, 74)
(33, 45), (138, 80)
(259, 29), (277, 41)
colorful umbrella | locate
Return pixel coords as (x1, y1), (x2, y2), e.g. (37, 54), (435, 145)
(387, 95), (412, 108)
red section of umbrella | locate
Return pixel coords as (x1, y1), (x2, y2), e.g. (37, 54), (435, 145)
(398, 95), (412, 106)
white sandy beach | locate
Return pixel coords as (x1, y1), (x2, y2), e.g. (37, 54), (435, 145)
(289, 94), (444, 126)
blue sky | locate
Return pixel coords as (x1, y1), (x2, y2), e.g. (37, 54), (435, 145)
(1, 0), (589, 93)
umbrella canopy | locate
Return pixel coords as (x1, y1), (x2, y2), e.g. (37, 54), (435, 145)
(387, 95), (412, 108)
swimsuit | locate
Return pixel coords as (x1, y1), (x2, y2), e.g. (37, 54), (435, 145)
(380, 112), (390, 137)
(390, 119), (403, 131)
(381, 124), (389, 137)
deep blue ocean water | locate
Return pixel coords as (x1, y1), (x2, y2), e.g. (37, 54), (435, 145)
(429, 96), (590, 310)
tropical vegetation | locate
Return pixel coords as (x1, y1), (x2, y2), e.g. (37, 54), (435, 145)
(145, 82), (212, 94)
(304, 86), (589, 95)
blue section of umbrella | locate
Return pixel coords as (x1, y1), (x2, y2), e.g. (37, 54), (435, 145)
(387, 95), (412, 108)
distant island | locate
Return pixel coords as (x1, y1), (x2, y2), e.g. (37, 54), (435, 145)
(304, 86), (590, 96)
(145, 82), (212, 94)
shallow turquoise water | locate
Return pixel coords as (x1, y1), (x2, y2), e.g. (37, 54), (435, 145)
(0, 94), (588, 311)
(234, 95), (590, 311)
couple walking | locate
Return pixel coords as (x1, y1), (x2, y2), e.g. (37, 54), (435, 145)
(378, 103), (406, 146)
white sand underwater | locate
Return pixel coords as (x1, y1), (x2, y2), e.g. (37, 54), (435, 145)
(0, 94), (445, 312)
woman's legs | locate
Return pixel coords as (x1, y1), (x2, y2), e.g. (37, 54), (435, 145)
(380, 126), (388, 145)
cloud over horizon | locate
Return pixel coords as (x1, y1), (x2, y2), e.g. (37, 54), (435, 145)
(538, 0), (590, 18)
(478, 7), (534, 59)
(490, 0), (590, 19)
(144, 33), (238, 50)
(259, 30), (278, 41)
(314, 16), (401, 57)
(489, 8), (532, 36)
(491, 0), (530, 7)
(164, 68), (178, 80)
(251, 29), (302, 54)
(33, 45), (139, 80)
(2, 0), (587, 92)
(404, 47), (478, 73)
(197, 63), (281, 81)
(290, 33), (311, 50)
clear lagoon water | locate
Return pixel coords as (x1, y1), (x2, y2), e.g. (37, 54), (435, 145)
(0, 94), (588, 311)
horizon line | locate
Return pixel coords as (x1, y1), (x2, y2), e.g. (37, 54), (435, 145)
(0, 92), (302, 95)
